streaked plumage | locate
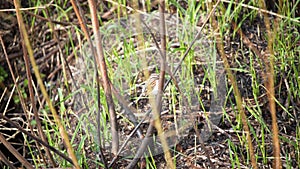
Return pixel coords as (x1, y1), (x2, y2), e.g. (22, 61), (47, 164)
(144, 74), (159, 96)
(135, 74), (159, 103)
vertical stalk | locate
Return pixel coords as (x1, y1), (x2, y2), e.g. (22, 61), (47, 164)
(87, 0), (119, 156)
(259, 0), (282, 168)
(13, 0), (80, 168)
(209, 0), (258, 168)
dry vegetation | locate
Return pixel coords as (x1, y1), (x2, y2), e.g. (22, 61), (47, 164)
(0, 0), (299, 168)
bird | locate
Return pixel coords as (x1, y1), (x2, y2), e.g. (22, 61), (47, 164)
(143, 73), (159, 96)
(135, 73), (160, 103)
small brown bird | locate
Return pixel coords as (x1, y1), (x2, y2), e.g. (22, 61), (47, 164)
(135, 73), (159, 103)
(143, 73), (159, 96)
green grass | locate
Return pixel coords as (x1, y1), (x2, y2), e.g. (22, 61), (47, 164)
(89, 1), (295, 167)
(1, 0), (300, 168)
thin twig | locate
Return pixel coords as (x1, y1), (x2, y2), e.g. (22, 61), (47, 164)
(221, 0), (299, 23)
(13, 0), (80, 168)
(70, 0), (108, 167)
(88, 0), (119, 156)
(0, 133), (33, 168)
(126, 2), (221, 168)
(0, 150), (16, 169)
(126, 121), (155, 169)
(258, 0), (282, 168)
(1, 34), (54, 166)
(150, 2), (175, 169)
(108, 110), (147, 168)
(0, 113), (74, 165)
(210, 0), (258, 168)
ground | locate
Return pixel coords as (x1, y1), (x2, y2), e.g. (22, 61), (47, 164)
(0, 1), (299, 168)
